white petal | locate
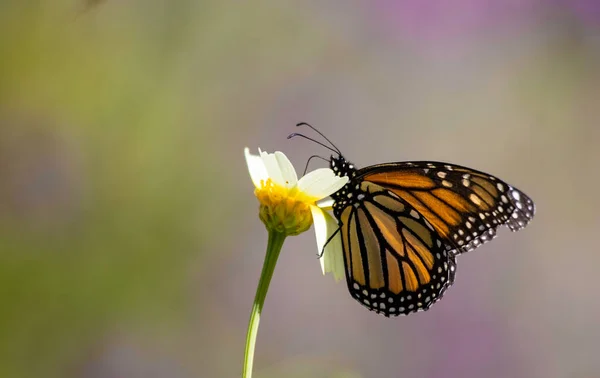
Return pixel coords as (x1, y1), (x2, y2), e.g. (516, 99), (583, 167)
(244, 147), (268, 188)
(297, 168), (348, 200)
(274, 151), (297, 188)
(311, 206), (345, 282)
(316, 197), (334, 210)
(259, 149), (285, 186)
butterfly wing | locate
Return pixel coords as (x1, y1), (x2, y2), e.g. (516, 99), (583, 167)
(338, 181), (457, 316)
(357, 161), (535, 255)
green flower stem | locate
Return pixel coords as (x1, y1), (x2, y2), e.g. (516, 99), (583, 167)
(243, 230), (287, 378)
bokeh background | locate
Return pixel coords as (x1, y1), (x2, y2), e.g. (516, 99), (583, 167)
(1, 1), (599, 377)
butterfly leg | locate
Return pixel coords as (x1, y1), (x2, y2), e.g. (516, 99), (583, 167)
(317, 226), (341, 258)
(302, 154), (328, 175)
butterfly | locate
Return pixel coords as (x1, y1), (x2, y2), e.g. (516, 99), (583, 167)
(290, 123), (536, 317)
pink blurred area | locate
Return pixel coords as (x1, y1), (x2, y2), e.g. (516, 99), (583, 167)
(1, 1), (599, 378)
(372, 0), (600, 42)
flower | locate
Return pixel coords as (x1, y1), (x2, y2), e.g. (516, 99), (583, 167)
(244, 148), (347, 280)
(243, 147), (348, 378)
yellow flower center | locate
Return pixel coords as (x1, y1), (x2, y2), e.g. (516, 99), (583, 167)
(255, 179), (314, 236)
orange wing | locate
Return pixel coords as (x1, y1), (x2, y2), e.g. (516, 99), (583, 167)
(339, 183), (457, 317)
(358, 161), (535, 254)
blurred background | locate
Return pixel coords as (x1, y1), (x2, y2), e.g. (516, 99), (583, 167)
(0, 1), (599, 377)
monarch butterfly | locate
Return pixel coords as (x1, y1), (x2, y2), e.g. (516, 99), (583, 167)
(290, 123), (536, 317)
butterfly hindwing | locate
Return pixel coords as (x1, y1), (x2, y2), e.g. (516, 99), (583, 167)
(337, 182), (456, 317)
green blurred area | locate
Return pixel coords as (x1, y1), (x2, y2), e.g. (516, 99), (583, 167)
(0, 2), (226, 376)
(1, 1), (599, 378)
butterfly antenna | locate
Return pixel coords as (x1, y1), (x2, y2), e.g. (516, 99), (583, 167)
(287, 133), (338, 155)
(302, 154), (328, 176)
(296, 122), (342, 156)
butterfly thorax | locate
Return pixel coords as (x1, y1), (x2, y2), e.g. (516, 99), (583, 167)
(329, 155), (361, 219)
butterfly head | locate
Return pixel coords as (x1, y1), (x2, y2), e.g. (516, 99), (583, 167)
(330, 155), (357, 179)
(329, 155), (360, 217)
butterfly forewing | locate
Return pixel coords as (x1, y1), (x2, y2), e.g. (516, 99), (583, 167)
(357, 161), (535, 255)
(339, 182), (457, 317)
